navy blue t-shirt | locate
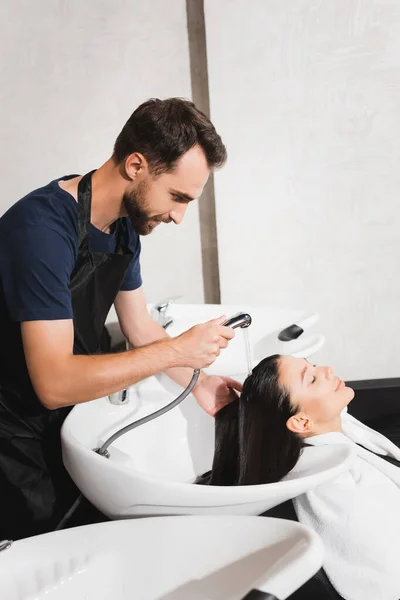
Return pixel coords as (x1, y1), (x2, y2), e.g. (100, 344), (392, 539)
(0, 175), (142, 322)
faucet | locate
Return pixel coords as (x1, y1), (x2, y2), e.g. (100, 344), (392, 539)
(152, 295), (182, 330)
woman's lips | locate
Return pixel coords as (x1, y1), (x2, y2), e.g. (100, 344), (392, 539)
(335, 378), (345, 391)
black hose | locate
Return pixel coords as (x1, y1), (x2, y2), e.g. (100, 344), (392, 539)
(96, 369), (200, 457)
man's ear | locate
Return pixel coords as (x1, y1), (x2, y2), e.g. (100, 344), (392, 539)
(124, 152), (148, 180)
(286, 412), (313, 435)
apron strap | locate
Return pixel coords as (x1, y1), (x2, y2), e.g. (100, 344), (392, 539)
(76, 171), (96, 252)
(115, 217), (130, 254)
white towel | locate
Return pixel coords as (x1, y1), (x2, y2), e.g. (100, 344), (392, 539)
(293, 410), (400, 600)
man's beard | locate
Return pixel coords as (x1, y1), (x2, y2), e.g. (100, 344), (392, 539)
(123, 180), (161, 236)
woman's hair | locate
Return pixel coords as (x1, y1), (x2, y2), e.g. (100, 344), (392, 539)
(196, 355), (304, 486)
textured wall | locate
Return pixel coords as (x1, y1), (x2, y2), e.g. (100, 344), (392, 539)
(205, 0), (400, 379)
(0, 0), (204, 303)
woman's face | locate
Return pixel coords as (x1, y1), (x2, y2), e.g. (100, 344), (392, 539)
(278, 355), (355, 435)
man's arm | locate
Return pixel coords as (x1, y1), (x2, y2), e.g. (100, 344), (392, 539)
(115, 288), (217, 388)
(4, 225), (232, 410)
(22, 313), (232, 410)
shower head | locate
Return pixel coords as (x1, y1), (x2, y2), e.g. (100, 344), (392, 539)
(223, 312), (252, 329)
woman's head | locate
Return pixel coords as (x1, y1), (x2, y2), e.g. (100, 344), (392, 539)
(198, 354), (355, 487)
(278, 355), (355, 436)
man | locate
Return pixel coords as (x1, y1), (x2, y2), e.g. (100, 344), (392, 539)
(0, 98), (241, 540)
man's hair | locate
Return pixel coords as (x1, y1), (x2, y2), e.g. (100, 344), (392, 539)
(113, 97), (227, 175)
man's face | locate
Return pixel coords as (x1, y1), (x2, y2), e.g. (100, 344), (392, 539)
(123, 145), (210, 235)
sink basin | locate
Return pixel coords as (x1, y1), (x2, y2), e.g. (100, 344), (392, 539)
(62, 376), (353, 518)
(0, 516), (324, 599)
(62, 303), (343, 519)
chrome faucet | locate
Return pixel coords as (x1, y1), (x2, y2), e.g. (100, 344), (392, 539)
(152, 295), (182, 330)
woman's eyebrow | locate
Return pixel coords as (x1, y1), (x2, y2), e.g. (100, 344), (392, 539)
(301, 359), (313, 382)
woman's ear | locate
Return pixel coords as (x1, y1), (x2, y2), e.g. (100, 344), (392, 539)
(286, 412), (313, 435)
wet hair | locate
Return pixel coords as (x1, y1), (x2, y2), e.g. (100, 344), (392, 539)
(113, 97), (227, 175)
(196, 355), (304, 486)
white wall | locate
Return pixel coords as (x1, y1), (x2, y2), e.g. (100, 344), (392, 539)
(0, 0), (204, 304)
(205, 0), (400, 380)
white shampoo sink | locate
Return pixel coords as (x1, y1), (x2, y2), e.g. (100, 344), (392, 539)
(62, 303), (348, 519)
(62, 381), (352, 519)
(0, 516), (324, 599)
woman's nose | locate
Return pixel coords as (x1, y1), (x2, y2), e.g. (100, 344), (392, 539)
(170, 204), (188, 225)
(325, 366), (333, 379)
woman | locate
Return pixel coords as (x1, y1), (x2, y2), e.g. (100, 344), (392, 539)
(197, 355), (400, 600)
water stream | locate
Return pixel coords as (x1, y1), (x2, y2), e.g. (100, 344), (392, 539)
(243, 327), (253, 376)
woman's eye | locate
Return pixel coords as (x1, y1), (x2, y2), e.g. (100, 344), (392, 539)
(311, 376), (316, 384)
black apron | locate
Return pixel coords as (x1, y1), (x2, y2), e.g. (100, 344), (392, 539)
(0, 172), (133, 540)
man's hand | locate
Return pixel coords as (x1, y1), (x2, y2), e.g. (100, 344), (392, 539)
(193, 374), (243, 416)
(171, 316), (235, 369)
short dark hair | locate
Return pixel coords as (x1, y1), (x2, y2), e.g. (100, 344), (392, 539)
(113, 97), (227, 175)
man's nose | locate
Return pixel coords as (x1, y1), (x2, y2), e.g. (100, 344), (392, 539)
(170, 204), (188, 225)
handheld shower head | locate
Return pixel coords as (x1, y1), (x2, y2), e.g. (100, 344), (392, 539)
(223, 312), (252, 329)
